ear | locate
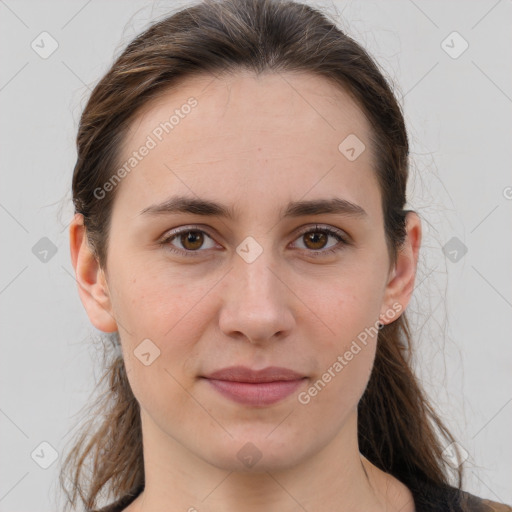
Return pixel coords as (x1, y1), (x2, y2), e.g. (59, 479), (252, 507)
(379, 211), (422, 325)
(69, 213), (118, 333)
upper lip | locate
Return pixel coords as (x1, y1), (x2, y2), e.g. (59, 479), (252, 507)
(203, 366), (305, 383)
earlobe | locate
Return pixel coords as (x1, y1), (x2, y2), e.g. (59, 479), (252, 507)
(69, 213), (118, 333)
(380, 212), (422, 323)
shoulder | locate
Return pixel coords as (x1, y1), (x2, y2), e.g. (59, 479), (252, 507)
(88, 504), (129, 512)
(87, 485), (143, 512)
(477, 496), (512, 512)
(407, 475), (512, 512)
(88, 501), (134, 512)
(452, 489), (512, 512)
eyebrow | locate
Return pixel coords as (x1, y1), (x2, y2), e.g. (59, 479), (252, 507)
(139, 195), (367, 220)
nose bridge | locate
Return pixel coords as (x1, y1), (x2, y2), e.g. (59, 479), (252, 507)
(218, 234), (294, 343)
(234, 234), (281, 303)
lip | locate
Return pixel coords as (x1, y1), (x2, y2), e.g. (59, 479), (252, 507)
(202, 366), (307, 406)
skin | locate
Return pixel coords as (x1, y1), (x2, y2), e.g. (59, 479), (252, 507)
(70, 71), (421, 512)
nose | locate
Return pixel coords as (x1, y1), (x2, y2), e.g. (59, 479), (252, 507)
(218, 247), (295, 345)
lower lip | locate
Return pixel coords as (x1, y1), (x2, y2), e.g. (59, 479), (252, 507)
(204, 378), (306, 406)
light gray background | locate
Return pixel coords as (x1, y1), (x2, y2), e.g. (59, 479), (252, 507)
(1, 0), (511, 510)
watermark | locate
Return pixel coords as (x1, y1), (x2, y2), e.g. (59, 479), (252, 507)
(440, 31), (469, 60)
(32, 236), (58, 263)
(134, 338), (161, 366)
(442, 236), (468, 263)
(237, 441), (263, 468)
(31, 441), (59, 469)
(236, 236), (264, 263)
(338, 133), (366, 161)
(31, 31), (59, 59)
(441, 441), (469, 468)
(93, 97), (198, 200)
(297, 302), (402, 405)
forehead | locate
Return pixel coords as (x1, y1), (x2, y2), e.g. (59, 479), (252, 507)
(113, 71), (380, 220)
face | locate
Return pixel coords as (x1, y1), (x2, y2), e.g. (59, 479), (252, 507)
(74, 71), (414, 472)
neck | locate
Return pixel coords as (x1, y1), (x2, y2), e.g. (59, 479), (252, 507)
(127, 408), (413, 512)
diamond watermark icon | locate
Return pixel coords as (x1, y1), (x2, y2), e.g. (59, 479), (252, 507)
(236, 236), (263, 264)
(31, 31), (59, 59)
(237, 442), (263, 468)
(442, 236), (468, 263)
(441, 441), (469, 468)
(31, 441), (59, 469)
(338, 134), (366, 161)
(441, 31), (469, 59)
(32, 237), (58, 263)
(134, 338), (161, 366)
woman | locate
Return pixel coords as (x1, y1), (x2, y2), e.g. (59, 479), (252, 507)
(61, 0), (511, 510)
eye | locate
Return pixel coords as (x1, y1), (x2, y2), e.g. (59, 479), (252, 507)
(291, 224), (349, 257)
(159, 224), (349, 258)
(160, 226), (218, 257)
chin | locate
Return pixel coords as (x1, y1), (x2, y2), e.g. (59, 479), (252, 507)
(198, 431), (311, 473)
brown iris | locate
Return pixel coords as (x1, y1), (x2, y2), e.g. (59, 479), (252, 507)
(303, 231), (328, 250)
(180, 231), (204, 250)
(178, 229), (330, 252)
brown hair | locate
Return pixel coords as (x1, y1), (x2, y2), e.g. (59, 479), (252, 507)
(60, 0), (467, 510)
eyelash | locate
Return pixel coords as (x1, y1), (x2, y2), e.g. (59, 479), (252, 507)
(159, 224), (349, 258)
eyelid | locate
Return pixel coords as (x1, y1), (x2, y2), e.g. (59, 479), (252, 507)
(159, 224), (217, 248)
(160, 223), (348, 241)
(294, 223), (349, 242)
(159, 224), (219, 244)
(159, 223), (350, 256)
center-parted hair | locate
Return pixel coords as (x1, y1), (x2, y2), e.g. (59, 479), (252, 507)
(61, 0), (467, 510)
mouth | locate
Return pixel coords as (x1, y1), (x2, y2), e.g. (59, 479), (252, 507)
(201, 366), (308, 406)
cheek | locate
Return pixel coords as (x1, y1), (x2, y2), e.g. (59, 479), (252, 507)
(297, 276), (381, 413)
(111, 248), (382, 407)
(316, 277), (383, 346)
(298, 330), (377, 427)
(117, 279), (205, 423)
(109, 257), (212, 339)
(108, 265), (209, 397)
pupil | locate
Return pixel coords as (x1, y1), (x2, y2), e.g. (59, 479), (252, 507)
(183, 231), (202, 249)
(307, 232), (326, 248)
